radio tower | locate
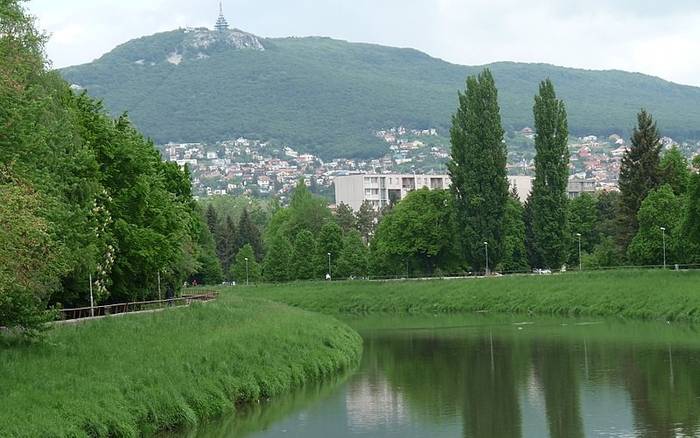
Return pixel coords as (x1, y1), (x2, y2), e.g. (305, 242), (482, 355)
(214, 1), (229, 32)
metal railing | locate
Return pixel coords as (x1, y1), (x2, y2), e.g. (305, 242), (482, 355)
(57, 291), (218, 321)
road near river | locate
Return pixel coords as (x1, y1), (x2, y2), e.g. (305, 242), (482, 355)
(171, 314), (700, 438)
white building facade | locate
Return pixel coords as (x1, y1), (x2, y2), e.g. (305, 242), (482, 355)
(334, 174), (451, 210)
(335, 174), (594, 210)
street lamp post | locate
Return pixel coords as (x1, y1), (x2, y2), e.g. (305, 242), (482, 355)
(244, 257), (249, 286)
(576, 233), (582, 271)
(89, 273), (95, 317)
(484, 241), (489, 276)
(327, 252), (332, 280)
(660, 227), (667, 269)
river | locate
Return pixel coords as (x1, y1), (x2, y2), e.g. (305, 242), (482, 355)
(173, 314), (700, 437)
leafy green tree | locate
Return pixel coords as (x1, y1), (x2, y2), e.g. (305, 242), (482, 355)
(501, 193), (529, 273)
(627, 185), (685, 266)
(1, 0), (202, 313)
(0, 171), (65, 332)
(618, 110), (662, 249)
(528, 79), (570, 269)
(190, 222), (223, 285)
(291, 230), (318, 280)
(335, 231), (369, 279)
(684, 157), (700, 261)
(287, 178), (332, 237)
(75, 102), (199, 302)
(448, 69), (509, 271)
(595, 190), (623, 241)
(237, 208), (264, 261)
(582, 237), (622, 269)
(334, 202), (356, 233)
(230, 244), (262, 284)
(660, 147), (691, 195)
(373, 189), (458, 275)
(316, 221), (344, 277)
(263, 235), (293, 282)
(355, 200), (378, 242)
(567, 193), (598, 265)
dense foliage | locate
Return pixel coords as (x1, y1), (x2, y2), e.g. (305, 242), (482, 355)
(618, 110), (662, 248)
(0, 1), (211, 331)
(60, 30), (700, 159)
(527, 80), (570, 269)
(448, 69), (509, 272)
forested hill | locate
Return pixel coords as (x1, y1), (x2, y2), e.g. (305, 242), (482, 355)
(61, 28), (700, 159)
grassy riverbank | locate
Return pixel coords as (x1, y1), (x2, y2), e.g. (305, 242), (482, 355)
(0, 296), (361, 437)
(236, 270), (700, 323)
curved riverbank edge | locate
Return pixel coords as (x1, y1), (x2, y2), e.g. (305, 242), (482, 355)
(0, 295), (362, 437)
(236, 270), (700, 323)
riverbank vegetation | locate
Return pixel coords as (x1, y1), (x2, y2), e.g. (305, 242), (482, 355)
(0, 1), (228, 331)
(0, 295), (361, 437)
(236, 270), (700, 323)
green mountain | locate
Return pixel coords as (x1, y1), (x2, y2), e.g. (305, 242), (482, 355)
(61, 28), (700, 159)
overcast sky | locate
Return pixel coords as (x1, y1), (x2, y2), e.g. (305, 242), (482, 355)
(28, 0), (700, 86)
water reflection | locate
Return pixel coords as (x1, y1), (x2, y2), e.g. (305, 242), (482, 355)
(176, 316), (700, 437)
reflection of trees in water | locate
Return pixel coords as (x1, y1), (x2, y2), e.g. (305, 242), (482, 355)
(460, 335), (525, 438)
(364, 330), (700, 438)
(362, 333), (528, 437)
(531, 341), (584, 438)
(623, 347), (700, 437)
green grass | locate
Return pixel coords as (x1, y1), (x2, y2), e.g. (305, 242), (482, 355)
(0, 295), (362, 437)
(233, 270), (700, 323)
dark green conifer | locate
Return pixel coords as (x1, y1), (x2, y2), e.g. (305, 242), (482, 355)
(618, 110), (662, 249)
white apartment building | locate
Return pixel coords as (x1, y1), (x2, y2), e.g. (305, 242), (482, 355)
(334, 174), (591, 210)
(567, 178), (597, 198)
(335, 174), (451, 210)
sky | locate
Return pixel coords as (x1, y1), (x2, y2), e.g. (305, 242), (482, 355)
(28, 0), (700, 86)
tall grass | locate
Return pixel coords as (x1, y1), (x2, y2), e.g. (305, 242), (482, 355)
(0, 295), (362, 437)
(236, 270), (700, 322)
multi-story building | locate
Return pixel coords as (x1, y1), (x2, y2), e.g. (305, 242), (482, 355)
(567, 178), (596, 198)
(335, 174), (539, 210)
(335, 174), (451, 210)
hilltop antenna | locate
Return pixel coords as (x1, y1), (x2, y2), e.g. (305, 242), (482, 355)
(215, 0), (229, 32)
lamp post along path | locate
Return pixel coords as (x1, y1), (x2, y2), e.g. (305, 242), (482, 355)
(576, 233), (582, 271)
(327, 252), (332, 280)
(660, 227), (667, 269)
(484, 241), (489, 276)
(244, 257), (249, 286)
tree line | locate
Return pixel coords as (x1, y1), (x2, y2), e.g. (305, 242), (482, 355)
(1, 1), (225, 332)
(199, 70), (700, 284)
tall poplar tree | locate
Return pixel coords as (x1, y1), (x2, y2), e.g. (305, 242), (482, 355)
(618, 110), (662, 249)
(528, 79), (570, 269)
(447, 69), (509, 271)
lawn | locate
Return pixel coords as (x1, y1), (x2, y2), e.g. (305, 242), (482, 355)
(0, 295), (361, 437)
(233, 270), (700, 322)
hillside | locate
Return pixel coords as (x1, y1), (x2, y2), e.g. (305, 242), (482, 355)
(61, 28), (700, 159)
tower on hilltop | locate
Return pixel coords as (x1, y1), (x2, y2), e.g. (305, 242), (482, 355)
(214, 1), (229, 32)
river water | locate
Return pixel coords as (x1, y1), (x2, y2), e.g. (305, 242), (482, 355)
(175, 314), (700, 437)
